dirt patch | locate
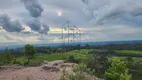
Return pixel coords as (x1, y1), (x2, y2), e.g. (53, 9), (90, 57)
(0, 60), (73, 80)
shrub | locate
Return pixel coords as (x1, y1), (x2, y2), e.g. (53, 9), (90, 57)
(83, 54), (110, 78)
(10, 58), (16, 64)
(72, 63), (95, 75)
(105, 58), (132, 80)
(66, 56), (76, 63)
(60, 63), (94, 80)
(65, 56), (80, 63)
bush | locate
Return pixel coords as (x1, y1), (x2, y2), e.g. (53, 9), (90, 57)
(66, 56), (79, 63)
(72, 63), (95, 75)
(10, 58), (16, 64)
(105, 58), (132, 80)
(60, 71), (93, 80)
(60, 63), (94, 80)
(83, 54), (110, 78)
(67, 56), (76, 63)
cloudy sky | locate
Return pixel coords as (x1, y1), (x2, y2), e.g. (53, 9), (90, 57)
(0, 0), (142, 45)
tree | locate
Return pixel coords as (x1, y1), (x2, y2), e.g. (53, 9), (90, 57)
(5, 47), (13, 64)
(105, 58), (131, 80)
(24, 44), (36, 62)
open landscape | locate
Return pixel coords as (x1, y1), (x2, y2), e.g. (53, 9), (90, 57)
(0, 0), (142, 80)
(0, 43), (142, 80)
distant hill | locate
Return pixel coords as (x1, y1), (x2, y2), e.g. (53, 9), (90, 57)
(0, 40), (142, 51)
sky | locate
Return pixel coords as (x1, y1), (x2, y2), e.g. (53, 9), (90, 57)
(0, 0), (142, 45)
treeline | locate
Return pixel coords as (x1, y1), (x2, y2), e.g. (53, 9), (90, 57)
(0, 45), (81, 56)
(2, 43), (142, 58)
(83, 43), (142, 51)
(89, 50), (142, 57)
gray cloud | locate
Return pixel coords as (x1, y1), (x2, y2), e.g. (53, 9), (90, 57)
(39, 23), (50, 34)
(26, 19), (49, 34)
(1, 0), (142, 43)
(0, 14), (24, 32)
(26, 19), (41, 31)
(21, 31), (33, 34)
(3, 34), (14, 40)
(82, 0), (89, 5)
(40, 0), (89, 27)
(21, 0), (50, 34)
(41, 0), (84, 11)
(83, 0), (142, 26)
(21, 0), (44, 18)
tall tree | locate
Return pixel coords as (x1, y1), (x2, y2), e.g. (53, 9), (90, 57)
(24, 44), (36, 62)
(5, 47), (13, 64)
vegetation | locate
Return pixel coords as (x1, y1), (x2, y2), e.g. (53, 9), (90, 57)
(0, 43), (142, 80)
(0, 54), (7, 65)
(105, 58), (131, 80)
(91, 49), (142, 57)
(24, 44), (36, 58)
(83, 54), (109, 78)
(24, 44), (36, 63)
(5, 48), (14, 64)
(60, 63), (94, 80)
(15, 49), (92, 66)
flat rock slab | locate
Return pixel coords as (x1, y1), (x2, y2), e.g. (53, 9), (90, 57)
(0, 60), (74, 80)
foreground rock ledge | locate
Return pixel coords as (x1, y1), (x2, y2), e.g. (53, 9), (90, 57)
(0, 60), (73, 80)
(0, 60), (103, 80)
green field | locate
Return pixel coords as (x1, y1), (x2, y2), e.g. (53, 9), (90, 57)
(93, 49), (142, 57)
(1, 49), (142, 66)
(16, 49), (93, 65)
(115, 50), (142, 54)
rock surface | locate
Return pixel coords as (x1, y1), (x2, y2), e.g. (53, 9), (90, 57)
(0, 60), (103, 80)
(0, 60), (71, 80)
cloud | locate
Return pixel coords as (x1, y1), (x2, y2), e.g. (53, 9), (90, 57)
(21, 31), (33, 34)
(0, 0), (142, 44)
(21, 0), (44, 18)
(3, 34), (14, 40)
(82, 0), (89, 5)
(39, 23), (50, 34)
(38, 34), (62, 43)
(26, 18), (50, 34)
(0, 14), (24, 32)
(21, 0), (50, 34)
(42, 0), (84, 11)
(83, 0), (142, 26)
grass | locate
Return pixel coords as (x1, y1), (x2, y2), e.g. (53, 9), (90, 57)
(16, 49), (93, 65)
(94, 49), (107, 52)
(38, 53), (72, 61)
(37, 49), (93, 61)
(113, 50), (142, 57)
(93, 49), (142, 54)
(133, 57), (142, 64)
(1, 49), (142, 66)
(93, 49), (142, 57)
(115, 50), (142, 55)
